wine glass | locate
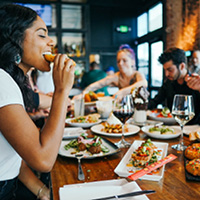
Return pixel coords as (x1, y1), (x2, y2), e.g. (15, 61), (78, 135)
(171, 94), (195, 151)
(113, 95), (134, 148)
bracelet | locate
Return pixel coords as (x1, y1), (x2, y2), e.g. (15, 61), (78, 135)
(37, 184), (46, 199)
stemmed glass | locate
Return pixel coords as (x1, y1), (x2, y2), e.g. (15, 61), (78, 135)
(113, 95), (134, 148)
(171, 94), (195, 151)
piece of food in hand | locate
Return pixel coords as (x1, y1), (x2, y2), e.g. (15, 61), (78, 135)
(43, 53), (56, 62)
(185, 143), (200, 160)
(186, 159), (200, 176)
(43, 53), (76, 66)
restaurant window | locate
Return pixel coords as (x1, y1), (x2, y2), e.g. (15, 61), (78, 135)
(136, 1), (164, 98)
(62, 5), (82, 29)
(149, 3), (163, 32)
(137, 43), (149, 81)
(137, 2), (163, 37)
(151, 41), (163, 87)
(137, 13), (148, 37)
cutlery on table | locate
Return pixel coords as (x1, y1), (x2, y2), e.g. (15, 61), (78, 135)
(75, 154), (85, 181)
(92, 190), (155, 200)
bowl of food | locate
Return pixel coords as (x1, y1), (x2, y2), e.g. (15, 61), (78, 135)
(147, 107), (177, 125)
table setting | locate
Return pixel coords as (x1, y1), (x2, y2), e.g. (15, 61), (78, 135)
(52, 90), (200, 200)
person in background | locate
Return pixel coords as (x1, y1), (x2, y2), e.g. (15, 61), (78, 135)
(80, 61), (109, 96)
(148, 47), (200, 125)
(188, 50), (200, 75)
(105, 66), (115, 76)
(0, 4), (75, 200)
(74, 44), (147, 100)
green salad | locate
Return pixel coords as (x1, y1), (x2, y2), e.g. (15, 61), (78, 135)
(149, 126), (174, 134)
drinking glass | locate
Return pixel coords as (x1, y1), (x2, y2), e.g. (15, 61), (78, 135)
(171, 94), (195, 151)
(113, 95), (134, 148)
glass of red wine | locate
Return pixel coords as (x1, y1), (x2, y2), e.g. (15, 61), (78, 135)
(113, 94), (134, 148)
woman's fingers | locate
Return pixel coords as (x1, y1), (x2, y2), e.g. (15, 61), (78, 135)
(52, 54), (75, 93)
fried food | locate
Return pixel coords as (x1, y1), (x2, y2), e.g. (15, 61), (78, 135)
(186, 159), (200, 176)
(84, 91), (98, 102)
(185, 143), (200, 160)
(101, 122), (129, 133)
(101, 121), (122, 133)
(43, 53), (76, 66)
(84, 93), (91, 102)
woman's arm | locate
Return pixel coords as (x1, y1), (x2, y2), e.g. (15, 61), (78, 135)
(113, 71), (147, 100)
(0, 55), (75, 172)
(84, 73), (119, 93)
(72, 73), (119, 100)
(18, 161), (49, 200)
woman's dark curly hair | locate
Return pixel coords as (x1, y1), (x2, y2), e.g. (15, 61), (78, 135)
(158, 47), (187, 68)
(0, 4), (37, 110)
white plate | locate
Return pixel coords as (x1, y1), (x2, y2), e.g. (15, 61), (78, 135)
(97, 96), (114, 101)
(147, 110), (176, 125)
(58, 138), (120, 159)
(63, 127), (87, 139)
(59, 179), (149, 200)
(65, 118), (101, 128)
(91, 124), (140, 137)
(183, 125), (200, 135)
(128, 118), (163, 127)
(141, 125), (181, 139)
(114, 140), (168, 181)
(71, 99), (96, 106)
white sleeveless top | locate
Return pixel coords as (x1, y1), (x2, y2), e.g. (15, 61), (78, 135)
(0, 69), (24, 181)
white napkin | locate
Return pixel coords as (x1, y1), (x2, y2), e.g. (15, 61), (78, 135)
(59, 179), (149, 200)
(63, 127), (87, 139)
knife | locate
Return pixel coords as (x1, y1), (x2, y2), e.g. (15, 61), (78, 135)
(92, 190), (155, 200)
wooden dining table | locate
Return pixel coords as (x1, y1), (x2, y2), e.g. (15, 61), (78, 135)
(51, 122), (200, 200)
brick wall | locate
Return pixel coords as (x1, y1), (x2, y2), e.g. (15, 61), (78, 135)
(166, 0), (200, 50)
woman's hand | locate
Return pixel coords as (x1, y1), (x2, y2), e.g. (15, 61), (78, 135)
(52, 54), (75, 95)
(113, 88), (128, 101)
(185, 73), (200, 92)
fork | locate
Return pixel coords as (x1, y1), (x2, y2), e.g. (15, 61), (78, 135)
(75, 154), (85, 181)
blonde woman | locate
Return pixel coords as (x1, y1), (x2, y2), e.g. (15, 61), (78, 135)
(74, 44), (147, 100)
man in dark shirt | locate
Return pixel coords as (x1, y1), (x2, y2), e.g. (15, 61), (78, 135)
(148, 47), (200, 125)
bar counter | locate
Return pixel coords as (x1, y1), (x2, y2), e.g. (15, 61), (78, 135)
(51, 126), (200, 200)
